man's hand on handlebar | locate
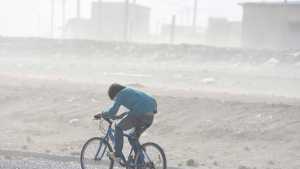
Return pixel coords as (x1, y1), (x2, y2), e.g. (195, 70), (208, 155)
(94, 113), (102, 120)
(94, 112), (128, 120)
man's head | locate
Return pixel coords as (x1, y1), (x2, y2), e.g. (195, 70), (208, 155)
(108, 83), (126, 100)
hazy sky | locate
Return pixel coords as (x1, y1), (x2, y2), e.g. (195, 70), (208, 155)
(0, 0), (285, 37)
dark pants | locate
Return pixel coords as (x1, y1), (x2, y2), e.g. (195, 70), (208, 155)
(115, 114), (153, 157)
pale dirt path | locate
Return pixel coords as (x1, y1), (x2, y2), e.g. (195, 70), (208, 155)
(0, 149), (178, 169)
(0, 75), (299, 169)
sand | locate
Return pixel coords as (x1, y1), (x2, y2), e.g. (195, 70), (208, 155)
(0, 39), (299, 169)
(0, 73), (299, 169)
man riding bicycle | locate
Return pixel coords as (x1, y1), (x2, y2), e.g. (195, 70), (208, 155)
(94, 83), (157, 162)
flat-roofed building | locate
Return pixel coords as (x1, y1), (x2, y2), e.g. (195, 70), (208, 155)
(206, 17), (241, 47)
(240, 2), (300, 49)
(65, 0), (151, 42)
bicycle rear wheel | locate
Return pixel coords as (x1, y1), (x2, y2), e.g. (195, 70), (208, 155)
(134, 142), (167, 169)
(80, 137), (114, 169)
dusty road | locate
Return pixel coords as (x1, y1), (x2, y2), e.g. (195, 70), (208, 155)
(1, 74), (299, 169)
(0, 149), (82, 169)
(0, 149), (178, 169)
(1, 43), (300, 169)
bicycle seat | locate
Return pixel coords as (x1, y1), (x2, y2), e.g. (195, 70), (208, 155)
(123, 128), (139, 140)
(124, 128), (135, 135)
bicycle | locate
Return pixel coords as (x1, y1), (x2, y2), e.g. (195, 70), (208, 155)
(80, 113), (167, 169)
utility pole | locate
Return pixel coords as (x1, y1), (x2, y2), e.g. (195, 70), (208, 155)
(130, 0), (137, 41)
(192, 0), (198, 33)
(77, 0), (81, 18)
(61, 0), (66, 38)
(51, 0), (55, 38)
(283, 0), (288, 48)
(62, 0), (66, 26)
(98, 0), (103, 38)
(124, 0), (129, 42)
(37, 12), (41, 37)
(170, 15), (176, 44)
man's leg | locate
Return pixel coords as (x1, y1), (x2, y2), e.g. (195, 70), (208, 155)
(135, 115), (154, 138)
(128, 115), (154, 154)
(129, 114), (154, 165)
(115, 115), (136, 158)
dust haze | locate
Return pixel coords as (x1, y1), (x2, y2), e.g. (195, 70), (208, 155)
(0, 1), (300, 169)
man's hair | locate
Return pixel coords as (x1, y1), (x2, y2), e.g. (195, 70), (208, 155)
(108, 83), (126, 100)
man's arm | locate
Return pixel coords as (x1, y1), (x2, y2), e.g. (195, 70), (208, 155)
(102, 101), (121, 118)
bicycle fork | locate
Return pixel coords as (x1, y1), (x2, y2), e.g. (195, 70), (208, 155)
(94, 139), (107, 160)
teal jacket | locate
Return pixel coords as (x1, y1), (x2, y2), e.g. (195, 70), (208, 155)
(103, 87), (157, 118)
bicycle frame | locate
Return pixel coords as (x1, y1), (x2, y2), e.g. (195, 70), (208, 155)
(94, 119), (152, 168)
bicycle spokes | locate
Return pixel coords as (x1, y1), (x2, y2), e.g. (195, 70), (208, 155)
(94, 140), (106, 160)
(136, 143), (166, 169)
(80, 137), (114, 169)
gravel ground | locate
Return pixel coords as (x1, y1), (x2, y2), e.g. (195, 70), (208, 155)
(0, 150), (94, 169)
(0, 157), (80, 169)
(0, 150), (176, 169)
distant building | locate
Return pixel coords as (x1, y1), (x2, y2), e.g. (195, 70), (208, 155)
(65, 1), (150, 42)
(205, 17), (241, 47)
(240, 2), (300, 49)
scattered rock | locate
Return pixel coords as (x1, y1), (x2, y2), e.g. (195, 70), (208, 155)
(186, 159), (199, 167)
(90, 98), (98, 103)
(238, 165), (251, 169)
(21, 145), (28, 150)
(69, 118), (80, 125)
(213, 161), (218, 166)
(202, 78), (216, 84)
(244, 146), (250, 151)
(268, 160), (275, 165)
(291, 51), (300, 57)
(265, 58), (279, 65)
(177, 163), (183, 167)
(256, 113), (262, 118)
(200, 163), (206, 166)
(208, 155), (214, 159)
(45, 149), (51, 153)
(26, 136), (32, 143)
(67, 97), (75, 102)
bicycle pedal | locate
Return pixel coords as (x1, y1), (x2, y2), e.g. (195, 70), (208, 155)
(107, 152), (115, 159)
(107, 152), (123, 163)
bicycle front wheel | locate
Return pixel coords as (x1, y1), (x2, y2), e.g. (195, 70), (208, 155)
(134, 142), (167, 169)
(80, 137), (114, 169)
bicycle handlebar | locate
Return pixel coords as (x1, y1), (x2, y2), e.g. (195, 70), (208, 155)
(94, 113), (128, 125)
